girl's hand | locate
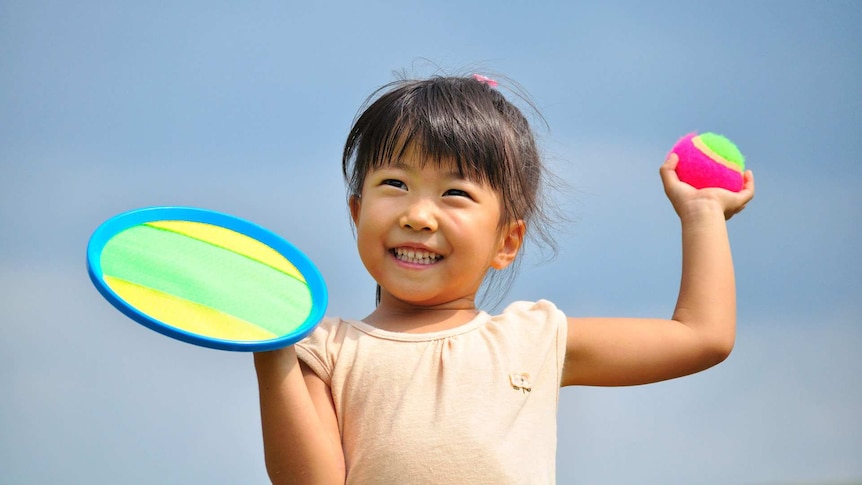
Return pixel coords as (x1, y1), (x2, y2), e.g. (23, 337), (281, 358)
(660, 153), (755, 221)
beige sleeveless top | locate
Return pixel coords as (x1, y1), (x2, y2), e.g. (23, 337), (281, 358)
(296, 300), (568, 484)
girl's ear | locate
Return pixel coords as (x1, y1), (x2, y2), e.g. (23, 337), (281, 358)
(349, 195), (362, 225)
(491, 220), (526, 270)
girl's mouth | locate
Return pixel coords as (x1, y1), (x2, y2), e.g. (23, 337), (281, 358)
(391, 247), (442, 265)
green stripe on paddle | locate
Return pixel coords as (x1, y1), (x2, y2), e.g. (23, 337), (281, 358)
(101, 224), (312, 336)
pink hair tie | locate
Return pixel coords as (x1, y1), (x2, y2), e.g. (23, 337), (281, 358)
(472, 74), (499, 88)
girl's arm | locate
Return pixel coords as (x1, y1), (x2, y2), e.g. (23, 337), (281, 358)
(562, 155), (755, 387)
(254, 347), (345, 484)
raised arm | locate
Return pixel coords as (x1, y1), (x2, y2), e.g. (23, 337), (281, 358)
(254, 347), (345, 484)
(562, 154), (755, 387)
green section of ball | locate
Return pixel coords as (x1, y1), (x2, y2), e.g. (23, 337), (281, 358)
(700, 132), (745, 171)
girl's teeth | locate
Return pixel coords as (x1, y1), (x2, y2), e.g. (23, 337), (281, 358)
(393, 248), (441, 264)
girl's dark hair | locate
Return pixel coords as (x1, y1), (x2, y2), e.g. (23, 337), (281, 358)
(342, 74), (557, 308)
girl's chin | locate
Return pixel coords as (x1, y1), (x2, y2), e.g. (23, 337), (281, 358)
(379, 287), (478, 309)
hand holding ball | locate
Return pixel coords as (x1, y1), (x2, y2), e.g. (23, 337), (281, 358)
(669, 132), (745, 192)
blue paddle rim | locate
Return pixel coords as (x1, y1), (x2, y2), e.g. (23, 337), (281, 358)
(87, 206), (327, 352)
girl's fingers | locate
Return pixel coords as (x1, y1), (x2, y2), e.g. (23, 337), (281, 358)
(740, 170), (756, 201)
(660, 153), (687, 197)
(659, 153), (679, 182)
(662, 152), (679, 170)
(722, 171), (755, 219)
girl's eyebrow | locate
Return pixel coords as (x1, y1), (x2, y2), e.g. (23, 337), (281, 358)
(382, 161), (467, 181)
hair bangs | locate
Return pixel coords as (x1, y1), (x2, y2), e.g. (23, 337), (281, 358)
(344, 77), (515, 198)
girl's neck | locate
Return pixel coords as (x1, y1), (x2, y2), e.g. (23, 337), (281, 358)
(362, 295), (480, 334)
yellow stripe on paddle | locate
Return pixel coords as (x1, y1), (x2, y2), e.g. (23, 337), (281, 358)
(104, 276), (278, 341)
(146, 220), (306, 283)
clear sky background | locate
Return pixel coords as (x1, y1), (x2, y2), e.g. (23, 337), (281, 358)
(2, 1), (860, 483)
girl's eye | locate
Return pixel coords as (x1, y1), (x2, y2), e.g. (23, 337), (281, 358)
(444, 188), (471, 198)
(382, 179), (406, 189)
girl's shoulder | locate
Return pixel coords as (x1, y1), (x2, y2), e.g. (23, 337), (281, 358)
(491, 299), (568, 347)
(496, 299), (564, 322)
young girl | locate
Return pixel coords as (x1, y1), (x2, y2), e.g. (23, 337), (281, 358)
(254, 74), (755, 484)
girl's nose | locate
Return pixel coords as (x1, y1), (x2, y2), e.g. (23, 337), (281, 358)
(400, 200), (438, 232)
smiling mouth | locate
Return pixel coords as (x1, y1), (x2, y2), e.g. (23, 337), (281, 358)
(391, 247), (443, 265)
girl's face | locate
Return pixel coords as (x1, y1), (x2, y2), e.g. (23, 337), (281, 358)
(350, 149), (524, 310)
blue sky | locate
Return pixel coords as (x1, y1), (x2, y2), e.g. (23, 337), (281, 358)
(1, 1), (860, 483)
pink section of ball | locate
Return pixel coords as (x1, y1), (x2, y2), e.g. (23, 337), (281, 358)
(671, 133), (744, 192)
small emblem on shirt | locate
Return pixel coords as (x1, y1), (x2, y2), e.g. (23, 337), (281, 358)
(509, 372), (532, 393)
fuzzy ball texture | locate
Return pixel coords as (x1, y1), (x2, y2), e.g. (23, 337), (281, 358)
(670, 132), (745, 192)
